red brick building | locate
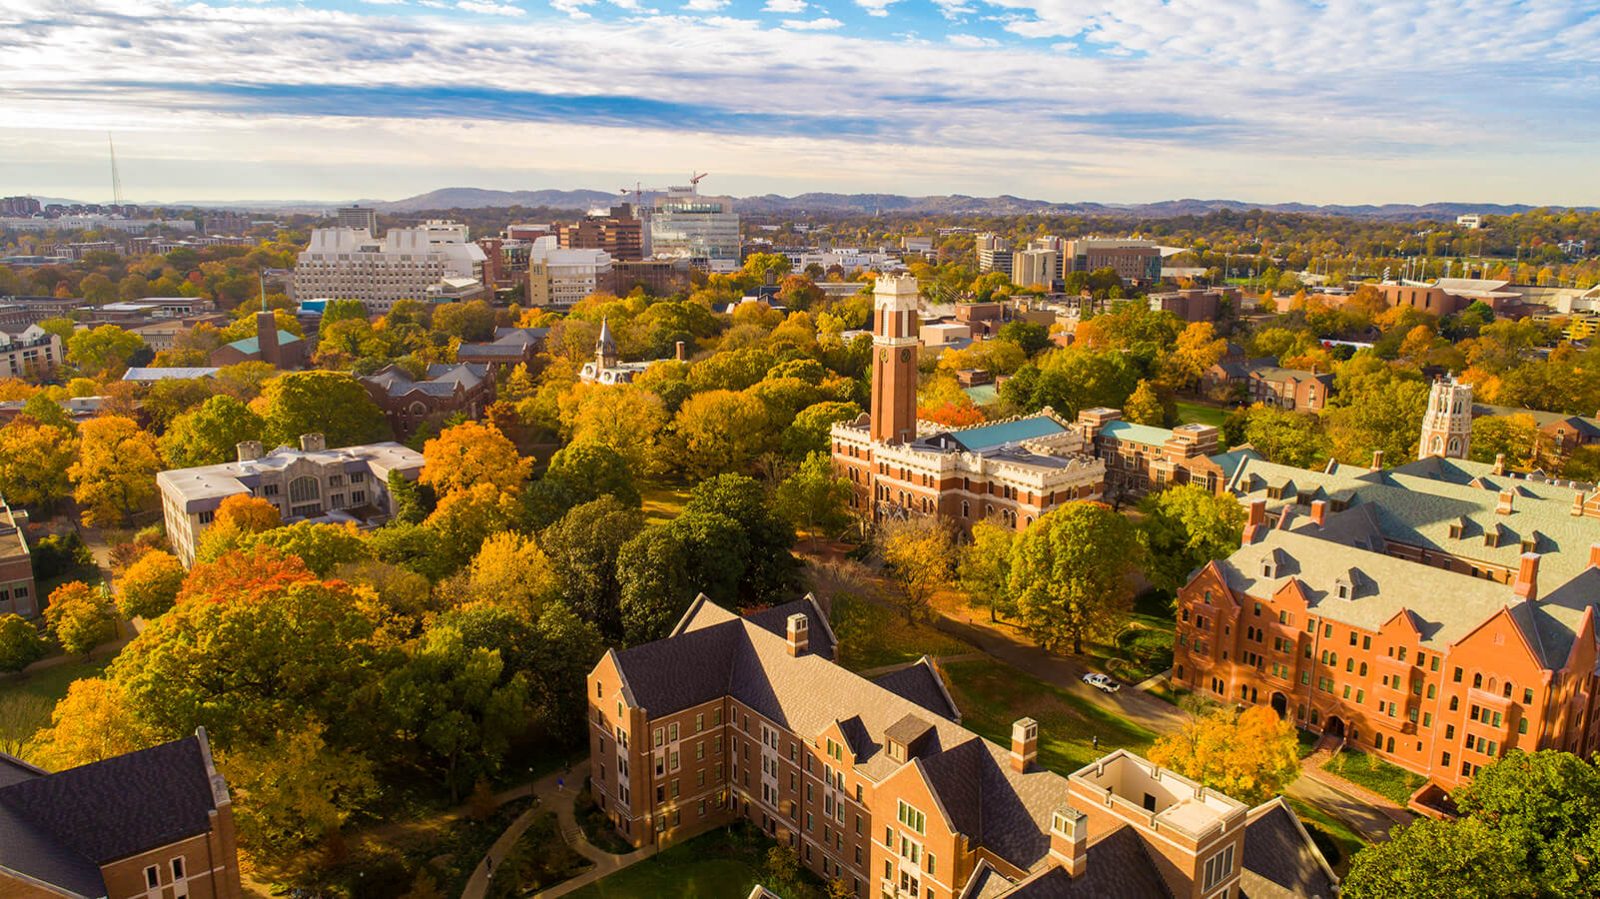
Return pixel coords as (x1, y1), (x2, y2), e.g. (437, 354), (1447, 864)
(587, 595), (1338, 898)
(559, 205), (644, 261)
(0, 729), (244, 898)
(208, 311), (306, 370)
(1174, 451), (1600, 803)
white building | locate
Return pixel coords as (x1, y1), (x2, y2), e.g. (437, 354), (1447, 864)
(526, 236), (614, 309)
(649, 188), (740, 271)
(291, 222), (487, 313)
(782, 248), (903, 272)
(0, 216), (196, 233)
(0, 325), (61, 379)
(1457, 214), (1484, 229)
(157, 434), (424, 566)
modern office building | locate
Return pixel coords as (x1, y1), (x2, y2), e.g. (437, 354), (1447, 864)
(975, 233), (1012, 276)
(526, 236), (615, 309)
(650, 188), (740, 271)
(1175, 441), (1600, 802)
(157, 435), (424, 566)
(1063, 238), (1162, 283)
(1011, 248), (1057, 289)
(291, 223), (487, 313)
(830, 275), (1104, 530)
(335, 205), (379, 234)
(586, 595), (1338, 898)
(0, 729), (245, 898)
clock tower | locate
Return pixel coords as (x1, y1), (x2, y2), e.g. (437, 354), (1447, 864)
(871, 274), (920, 444)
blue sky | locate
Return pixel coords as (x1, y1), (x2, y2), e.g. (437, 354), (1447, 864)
(1, 0), (1598, 205)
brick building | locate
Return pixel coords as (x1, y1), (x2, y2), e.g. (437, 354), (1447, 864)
(1174, 449), (1600, 801)
(1201, 360), (1333, 412)
(208, 311), (306, 370)
(0, 498), (35, 617)
(0, 729), (244, 898)
(1072, 408), (1249, 504)
(1146, 287), (1240, 323)
(559, 205), (644, 261)
(831, 276), (1104, 531)
(361, 362), (494, 439)
(587, 596), (1336, 898)
(456, 326), (548, 374)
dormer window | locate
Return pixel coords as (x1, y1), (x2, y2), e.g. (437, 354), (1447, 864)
(1336, 582), (1351, 600)
(1521, 537), (1536, 553)
(1260, 558), (1277, 578)
(1267, 485), (1283, 500)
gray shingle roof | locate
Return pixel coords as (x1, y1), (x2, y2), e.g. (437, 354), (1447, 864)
(872, 657), (961, 721)
(1238, 799), (1339, 899)
(988, 827), (1174, 898)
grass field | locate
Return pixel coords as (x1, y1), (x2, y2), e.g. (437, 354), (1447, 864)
(944, 657), (1157, 773)
(565, 826), (781, 899)
(831, 593), (970, 672)
(639, 483), (693, 525)
(1175, 400), (1230, 428)
(1285, 797), (1366, 877)
(0, 655), (113, 757)
(1322, 747), (1426, 806)
(1084, 589), (1175, 685)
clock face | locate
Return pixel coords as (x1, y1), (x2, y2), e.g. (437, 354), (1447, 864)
(900, 348), (912, 363)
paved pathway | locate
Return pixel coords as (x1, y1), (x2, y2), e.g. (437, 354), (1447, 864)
(461, 770), (656, 899)
(1293, 742), (1416, 841)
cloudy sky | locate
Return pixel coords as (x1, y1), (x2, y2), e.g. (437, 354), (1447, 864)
(2, 0), (1597, 205)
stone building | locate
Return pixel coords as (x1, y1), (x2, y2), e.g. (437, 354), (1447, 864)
(361, 362), (494, 439)
(0, 729), (244, 898)
(586, 595), (1338, 898)
(831, 275), (1104, 531)
(1419, 375), (1473, 460)
(157, 435), (423, 566)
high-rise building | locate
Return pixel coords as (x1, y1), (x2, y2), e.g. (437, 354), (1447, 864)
(560, 204), (644, 260)
(975, 232), (1012, 275)
(525, 235), (614, 309)
(291, 222), (486, 313)
(1419, 375), (1473, 459)
(649, 188), (740, 271)
(0, 196), (41, 216)
(1012, 248), (1058, 289)
(336, 205), (379, 234)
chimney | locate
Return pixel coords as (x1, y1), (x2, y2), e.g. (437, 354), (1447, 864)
(235, 440), (263, 463)
(1049, 807), (1089, 877)
(1242, 499), (1266, 543)
(1574, 493), (1586, 517)
(299, 433), (326, 452)
(1010, 718), (1038, 773)
(1590, 544), (1600, 569)
(1497, 488), (1515, 515)
(1494, 453), (1507, 476)
(675, 340), (687, 362)
(1370, 449), (1384, 471)
(256, 310), (280, 367)
(1310, 499), (1327, 526)
(1513, 553), (1539, 601)
(785, 613), (809, 657)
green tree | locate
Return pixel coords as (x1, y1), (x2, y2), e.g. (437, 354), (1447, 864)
(142, 378), (217, 431)
(615, 526), (695, 646)
(1138, 484), (1246, 594)
(241, 522), (373, 577)
(682, 474), (798, 605)
(66, 324), (143, 376)
(43, 582), (116, 656)
(774, 451), (853, 547)
(1342, 817), (1531, 899)
(0, 613), (47, 673)
(542, 440), (641, 509)
(159, 395), (267, 468)
(1010, 503), (1142, 654)
(116, 550), (186, 620)
(540, 496), (645, 640)
(319, 298), (369, 325)
(996, 320), (1052, 356)
(1241, 404), (1329, 468)
(958, 520), (1015, 622)
(254, 371), (389, 448)
(1470, 414), (1550, 472)
(431, 299), (497, 342)
(782, 400), (862, 458)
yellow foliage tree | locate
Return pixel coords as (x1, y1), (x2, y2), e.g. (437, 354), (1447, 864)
(564, 385), (668, 475)
(68, 415), (163, 527)
(1147, 704), (1300, 806)
(419, 420), (531, 499)
(26, 678), (155, 769)
(465, 531), (558, 617)
(0, 421), (78, 508)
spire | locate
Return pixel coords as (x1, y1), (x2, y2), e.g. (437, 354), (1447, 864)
(596, 317), (617, 355)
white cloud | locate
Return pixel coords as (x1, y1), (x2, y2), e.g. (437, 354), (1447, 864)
(457, 0), (524, 12)
(549, 0), (596, 14)
(763, 0), (806, 12)
(782, 15), (841, 29)
(947, 33), (997, 47)
(682, 0), (728, 9)
(854, 0), (894, 16)
(360, 0), (408, 5)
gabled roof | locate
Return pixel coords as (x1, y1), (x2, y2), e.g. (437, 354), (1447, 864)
(871, 656), (962, 721)
(1238, 798), (1340, 898)
(224, 329), (301, 354)
(0, 733), (225, 897)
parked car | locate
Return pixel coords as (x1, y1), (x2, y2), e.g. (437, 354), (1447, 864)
(1081, 672), (1122, 693)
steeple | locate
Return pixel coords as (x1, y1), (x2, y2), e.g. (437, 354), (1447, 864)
(595, 318), (619, 370)
(1419, 374), (1473, 460)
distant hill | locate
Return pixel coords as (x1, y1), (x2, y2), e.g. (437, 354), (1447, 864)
(373, 189), (1588, 220)
(374, 188), (618, 214)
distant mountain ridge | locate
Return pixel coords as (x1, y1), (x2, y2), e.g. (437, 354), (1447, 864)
(372, 188), (1588, 220)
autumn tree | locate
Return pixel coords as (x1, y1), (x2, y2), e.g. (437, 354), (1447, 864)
(1239, 404), (1329, 469)
(1148, 704), (1300, 806)
(0, 613), (46, 673)
(1162, 321), (1228, 391)
(1470, 414), (1552, 472)
(774, 451), (853, 547)
(116, 550), (186, 620)
(420, 420), (531, 500)
(26, 678), (156, 769)
(241, 521), (372, 577)
(254, 370), (389, 448)
(465, 530), (558, 616)
(159, 395), (266, 468)
(958, 520), (1016, 622)
(878, 516), (954, 624)
(1138, 484), (1246, 594)
(1123, 379), (1170, 426)
(782, 400), (862, 458)
(1010, 503), (1142, 654)
(66, 324), (143, 377)
(0, 420), (77, 508)
(43, 581), (117, 656)
(69, 415), (163, 527)
(671, 388), (770, 478)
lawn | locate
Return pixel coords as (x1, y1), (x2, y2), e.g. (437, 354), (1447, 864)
(1175, 400), (1230, 428)
(1322, 747), (1426, 806)
(565, 825), (794, 899)
(1084, 588), (1175, 685)
(831, 592), (970, 673)
(487, 810), (591, 898)
(639, 482), (693, 526)
(943, 657), (1157, 773)
(0, 655), (113, 758)
(1285, 797), (1366, 877)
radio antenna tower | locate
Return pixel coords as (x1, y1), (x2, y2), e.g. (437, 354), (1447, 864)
(108, 133), (124, 206)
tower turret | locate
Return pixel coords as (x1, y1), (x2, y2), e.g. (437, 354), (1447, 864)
(870, 275), (920, 444)
(1419, 375), (1473, 460)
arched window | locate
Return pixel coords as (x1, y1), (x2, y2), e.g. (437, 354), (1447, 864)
(1473, 673), (1483, 689)
(289, 476), (320, 504)
(961, 501), (969, 519)
(1432, 436), (1444, 453)
(1448, 438), (1461, 455)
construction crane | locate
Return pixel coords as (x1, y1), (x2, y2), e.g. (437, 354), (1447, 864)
(689, 171), (707, 189)
(108, 133), (123, 207)
(619, 173), (709, 207)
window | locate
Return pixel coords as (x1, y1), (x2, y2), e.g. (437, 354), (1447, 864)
(145, 866), (160, 889)
(1203, 845), (1236, 891)
(896, 800), (926, 835)
(171, 857), (185, 880)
